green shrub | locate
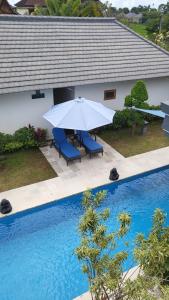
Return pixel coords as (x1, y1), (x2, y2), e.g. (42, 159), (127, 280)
(0, 125), (48, 153)
(113, 110), (128, 129)
(124, 95), (133, 107)
(113, 109), (144, 130)
(125, 80), (149, 108)
(0, 133), (14, 154)
(131, 80), (148, 107)
(14, 126), (36, 148)
(35, 128), (47, 146)
(4, 141), (23, 153)
(135, 209), (169, 282)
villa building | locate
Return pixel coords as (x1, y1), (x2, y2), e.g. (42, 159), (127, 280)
(0, 15), (169, 134)
(15, 0), (100, 15)
(124, 12), (143, 24)
(15, 0), (46, 15)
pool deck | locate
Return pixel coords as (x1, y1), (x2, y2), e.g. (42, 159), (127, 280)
(74, 266), (140, 300)
(1, 137), (169, 217)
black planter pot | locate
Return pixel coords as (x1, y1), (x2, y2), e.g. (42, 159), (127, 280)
(109, 168), (119, 181)
(0, 199), (12, 214)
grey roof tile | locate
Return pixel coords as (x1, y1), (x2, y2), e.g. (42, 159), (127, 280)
(0, 15), (169, 95)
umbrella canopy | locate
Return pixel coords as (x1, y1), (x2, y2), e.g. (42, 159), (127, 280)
(43, 97), (116, 131)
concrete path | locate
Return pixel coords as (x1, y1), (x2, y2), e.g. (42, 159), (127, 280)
(0, 137), (169, 217)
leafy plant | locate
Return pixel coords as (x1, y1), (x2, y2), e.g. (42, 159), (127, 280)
(75, 190), (132, 300)
(125, 81), (149, 108)
(0, 125), (47, 153)
(134, 208), (169, 282)
(113, 110), (129, 129)
(34, 0), (105, 17)
(75, 191), (169, 299)
(35, 128), (47, 146)
(14, 125), (36, 148)
(4, 141), (23, 153)
(131, 80), (149, 107)
(125, 95), (133, 108)
(0, 133), (14, 154)
(113, 109), (144, 135)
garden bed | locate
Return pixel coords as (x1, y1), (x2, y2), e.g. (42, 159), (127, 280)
(99, 120), (169, 157)
(0, 149), (57, 192)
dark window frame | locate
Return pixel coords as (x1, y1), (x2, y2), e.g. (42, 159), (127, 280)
(32, 90), (45, 99)
(104, 89), (116, 100)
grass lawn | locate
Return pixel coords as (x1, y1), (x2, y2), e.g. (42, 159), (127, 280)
(0, 149), (56, 192)
(128, 23), (149, 39)
(99, 121), (169, 157)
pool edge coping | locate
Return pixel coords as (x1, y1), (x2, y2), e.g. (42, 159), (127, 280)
(1, 163), (169, 221)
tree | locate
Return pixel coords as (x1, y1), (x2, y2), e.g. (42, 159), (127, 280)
(131, 7), (140, 14)
(75, 189), (132, 300)
(134, 208), (169, 283)
(34, 0), (82, 16)
(81, 0), (103, 17)
(124, 95), (133, 108)
(131, 80), (148, 108)
(75, 190), (169, 299)
(158, 2), (169, 15)
(162, 13), (169, 34)
(124, 80), (148, 109)
(122, 7), (129, 14)
(34, 0), (105, 17)
(146, 17), (161, 33)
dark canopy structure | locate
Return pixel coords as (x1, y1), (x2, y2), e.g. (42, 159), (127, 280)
(161, 102), (169, 135)
(134, 102), (169, 136)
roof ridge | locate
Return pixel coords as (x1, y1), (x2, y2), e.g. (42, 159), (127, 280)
(115, 19), (169, 57)
(0, 14), (116, 22)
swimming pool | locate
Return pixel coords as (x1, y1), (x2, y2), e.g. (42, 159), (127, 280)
(0, 166), (169, 300)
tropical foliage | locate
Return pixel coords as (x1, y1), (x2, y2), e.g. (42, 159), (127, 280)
(75, 189), (132, 299)
(75, 191), (169, 300)
(125, 80), (148, 108)
(34, 0), (108, 17)
(135, 208), (169, 282)
(0, 126), (47, 153)
(112, 109), (144, 133)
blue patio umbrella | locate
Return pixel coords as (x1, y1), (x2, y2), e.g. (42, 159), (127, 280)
(43, 97), (116, 131)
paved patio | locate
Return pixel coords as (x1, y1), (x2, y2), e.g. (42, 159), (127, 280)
(0, 137), (169, 217)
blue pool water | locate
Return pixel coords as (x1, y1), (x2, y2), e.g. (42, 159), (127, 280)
(0, 167), (169, 300)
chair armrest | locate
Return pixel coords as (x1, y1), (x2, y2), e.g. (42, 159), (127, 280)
(91, 133), (96, 141)
(50, 139), (54, 148)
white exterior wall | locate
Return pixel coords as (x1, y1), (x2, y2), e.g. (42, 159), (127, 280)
(0, 89), (54, 135)
(75, 77), (169, 110)
(0, 77), (169, 136)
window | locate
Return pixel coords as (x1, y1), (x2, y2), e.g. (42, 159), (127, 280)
(32, 90), (45, 99)
(104, 89), (116, 100)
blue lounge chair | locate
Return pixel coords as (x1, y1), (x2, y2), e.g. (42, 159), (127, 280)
(52, 128), (81, 165)
(76, 130), (103, 157)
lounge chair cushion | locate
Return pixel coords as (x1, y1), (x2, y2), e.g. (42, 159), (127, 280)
(52, 128), (81, 160)
(58, 141), (80, 159)
(82, 137), (103, 152)
(77, 130), (103, 153)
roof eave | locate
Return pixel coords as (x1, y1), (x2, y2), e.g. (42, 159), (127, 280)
(0, 72), (169, 96)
